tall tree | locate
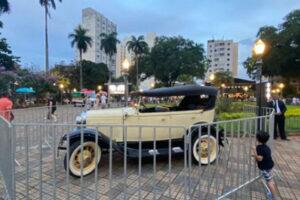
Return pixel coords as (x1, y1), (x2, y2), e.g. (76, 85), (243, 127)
(0, 33), (19, 70)
(100, 32), (119, 73)
(139, 36), (206, 87)
(100, 32), (119, 105)
(244, 9), (300, 79)
(68, 25), (92, 90)
(0, 0), (10, 27)
(211, 71), (234, 87)
(126, 36), (149, 86)
(0, 0), (9, 14)
(39, 0), (62, 76)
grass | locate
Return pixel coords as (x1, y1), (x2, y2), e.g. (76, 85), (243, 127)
(216, 101), (300, 134)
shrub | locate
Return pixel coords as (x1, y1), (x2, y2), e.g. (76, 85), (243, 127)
(216, 97), (233, 114)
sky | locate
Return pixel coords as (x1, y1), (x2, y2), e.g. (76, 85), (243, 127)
(2, 0), (300, 79)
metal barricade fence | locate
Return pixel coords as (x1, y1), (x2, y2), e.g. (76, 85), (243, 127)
(1, 106), (274, 200)
(0, 116), (15, 200)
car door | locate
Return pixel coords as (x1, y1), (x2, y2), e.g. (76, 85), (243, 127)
(124, 110), (171, 142)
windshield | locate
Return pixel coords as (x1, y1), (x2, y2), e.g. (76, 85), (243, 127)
(138, 95), (215, 113)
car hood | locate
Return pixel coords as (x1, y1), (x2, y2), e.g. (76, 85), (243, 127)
(87, 107), (137, 118)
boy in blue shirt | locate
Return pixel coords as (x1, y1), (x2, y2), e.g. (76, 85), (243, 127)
(251, 131), (279, 200)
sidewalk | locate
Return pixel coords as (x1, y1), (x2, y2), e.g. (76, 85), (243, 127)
(272, 136), (300, 200)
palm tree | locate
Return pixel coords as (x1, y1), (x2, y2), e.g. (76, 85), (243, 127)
(100, 32), (119, 106)
(126, 36), (149, 86)
(69, 25), (92, 90)
(39, 0), (62, 76)
(0, 0), (9, 14)
(0, 0), (10, 27)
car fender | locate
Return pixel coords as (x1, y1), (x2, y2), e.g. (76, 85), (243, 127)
(60, 128), (111, 149)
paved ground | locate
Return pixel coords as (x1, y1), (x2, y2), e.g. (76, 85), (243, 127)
(0, 106), (299, 199)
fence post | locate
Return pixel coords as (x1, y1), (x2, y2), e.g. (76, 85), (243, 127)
(0, 117), (15, 200)
(268, 112), (275, 148)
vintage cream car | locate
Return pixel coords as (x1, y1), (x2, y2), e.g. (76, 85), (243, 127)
(58, 85), (223, 177)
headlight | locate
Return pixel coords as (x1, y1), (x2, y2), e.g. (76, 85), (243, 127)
(76, 112), (87, 124)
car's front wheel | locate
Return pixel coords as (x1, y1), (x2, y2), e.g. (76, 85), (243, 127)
(192, 134), (218, 165)
(64, 140), (101, 177)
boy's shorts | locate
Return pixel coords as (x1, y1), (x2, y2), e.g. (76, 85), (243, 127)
(260, 169), (273, 182)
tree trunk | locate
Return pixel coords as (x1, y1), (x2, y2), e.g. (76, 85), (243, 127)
(45, 4), (49, 76)
(136, 56), (139, 88)
(80, 51), (83, 91)
(107, 56), (112, 107)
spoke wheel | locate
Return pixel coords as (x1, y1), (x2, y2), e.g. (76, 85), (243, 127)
(192, 135), (218, 165)
(65, 141), (101, 177)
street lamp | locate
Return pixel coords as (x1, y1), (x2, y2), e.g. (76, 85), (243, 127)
(122, 59), (130, 107)
(209, 74), (215, 82)
(97, 85), (102, 91)
(253, 39), (266, 116)
(59, 84), (64, 105)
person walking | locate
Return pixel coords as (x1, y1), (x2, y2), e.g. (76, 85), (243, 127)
(100, 93), (107, 109)
(47, 95), (57, 122)
(251, 131), (279, 200)
(270, 94), (288, 140)
(0, 92), (14, 121)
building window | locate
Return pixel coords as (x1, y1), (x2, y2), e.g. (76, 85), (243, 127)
(227, 64), (230, 66)
(214, 49), (217, 52)
(220, 48), (225, 51)
(219, 43), (225, 46)
(227, 53), (230, 56)
(227, 58), (230, 61)
(227, 48), (230, 51)
(215, 64), (218, 67)
(214, 58), (219, 61)
(220, 53), (225, 56)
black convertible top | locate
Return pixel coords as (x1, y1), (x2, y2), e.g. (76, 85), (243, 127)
(132, 84), (218, 97)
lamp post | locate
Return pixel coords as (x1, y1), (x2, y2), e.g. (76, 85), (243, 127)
(122, 59), (130, 107)
(209, 73), (215, 83)
(97, 85), (102, 91)
(59, 83), (64, 105)
(253, 39), (266, 116)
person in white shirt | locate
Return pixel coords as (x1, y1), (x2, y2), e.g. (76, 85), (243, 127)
(269, 94), (288, 140)
(100, 94), (107, 109)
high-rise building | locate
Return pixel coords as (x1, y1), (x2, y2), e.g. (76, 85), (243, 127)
(206, 39), (238, 79)
(79, 8), (117, 76)
(116, 33), (156, 78)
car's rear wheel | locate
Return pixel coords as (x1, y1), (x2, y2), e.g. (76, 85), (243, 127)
(64, 140), (101, 177)
(192, 134), (218, 165)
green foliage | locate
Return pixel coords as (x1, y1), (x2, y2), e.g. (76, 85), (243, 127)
(69, 25), (92, 59)
(211, 71), (234, 87)
(217, 112), (245, 120)
(0, 33), (19, 70)
(286, 106), (300, 117)
(127, 35), (149, 85)
(51, 61), (109, 90)
(139, 36), (207, 86)
(0, 0), (9, 14)
(215, 97), (233, 114)
(100, 32), (119, 59)
(244, 9), (300, 79)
